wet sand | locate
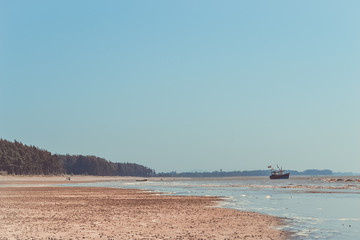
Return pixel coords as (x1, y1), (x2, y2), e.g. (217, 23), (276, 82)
(0, 176), (289, 239)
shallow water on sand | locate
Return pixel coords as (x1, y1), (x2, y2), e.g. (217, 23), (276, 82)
(65, 176), (360, 239)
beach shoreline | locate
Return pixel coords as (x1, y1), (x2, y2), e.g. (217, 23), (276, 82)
(0, 176), (290, 239)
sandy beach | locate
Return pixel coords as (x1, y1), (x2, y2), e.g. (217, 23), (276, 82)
(0, 176), (289, 239)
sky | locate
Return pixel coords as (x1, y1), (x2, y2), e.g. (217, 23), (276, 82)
(1, 0), (359, 173)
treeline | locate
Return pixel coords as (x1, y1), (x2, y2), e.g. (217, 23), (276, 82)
(58, 154), (154, 177)
(295, 169), (333, 176)
(157, 170), (270, 178)
(0, 139), (154, 177)
(0, 139), (62, 175)
(156, 169), (333, 177)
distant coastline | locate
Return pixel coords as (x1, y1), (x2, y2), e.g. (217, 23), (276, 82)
(156, 169), (335, 178)
(1, 138), (358, 178)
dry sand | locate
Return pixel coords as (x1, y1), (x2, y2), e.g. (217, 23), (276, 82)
(0, 176), (289, 239)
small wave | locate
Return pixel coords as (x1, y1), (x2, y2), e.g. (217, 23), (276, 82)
(228, 183), (360, 191)
(338, 218), (360, 221)
(292, 216), (323, 223)
(322, 178), (360, 182)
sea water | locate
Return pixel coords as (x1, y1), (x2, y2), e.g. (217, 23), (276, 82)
(65, 176), (360, 239)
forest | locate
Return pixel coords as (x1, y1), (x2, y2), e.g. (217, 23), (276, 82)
(57, 154), (154, 176)
(0, 139), (155, 177)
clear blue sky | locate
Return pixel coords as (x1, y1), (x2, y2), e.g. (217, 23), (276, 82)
(1, 0), (359, 173)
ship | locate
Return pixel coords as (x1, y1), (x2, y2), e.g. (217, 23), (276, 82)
(268, 165), (290, 179)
